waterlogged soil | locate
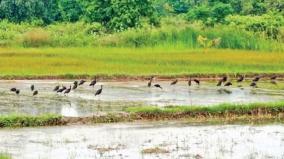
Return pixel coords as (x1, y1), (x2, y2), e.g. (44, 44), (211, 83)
(0, 80), (284, 117)
(0, 122), (284, 159)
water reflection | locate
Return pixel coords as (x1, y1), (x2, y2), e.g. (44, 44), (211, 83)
(0, 123), (284, 159)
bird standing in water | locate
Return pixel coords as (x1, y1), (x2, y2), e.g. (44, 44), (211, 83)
(31, 84), (35, 91)
(224, 82), (232, 86)
(216, 80), (222, 86)
(57, 86), (67, 93)
(33, 90), (38, 96)
(170, 79), (178, 85)
(217, 76), (227, 86)
(270, 75), (277, 85)
(90, 78), (97, 87)
(53, 85), (60, 91)
(147, 76), (154, 87)
(64, 86), (71, 95)
(250, 82), (257, 88)
(79, 80), (86, 85)
(188, 78), (192, 86)
(237, 75), (244, 82)
(72, 84), (78, 90)
(154, 84), (163, 89)
(15, 89), (20, 95)
(253, 76), (261, 82)
(271, 75), (277, 80)
(193, 79), (200, 85)
(95, 85), (103, 96)
(10, 88), (17, 92)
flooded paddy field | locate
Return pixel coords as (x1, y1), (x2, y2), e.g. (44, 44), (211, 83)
(0, 80), (284, 117)
(0, 122), (284, 159)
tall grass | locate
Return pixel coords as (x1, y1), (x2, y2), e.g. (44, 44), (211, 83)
(0, 19), (283, 51)
(100, 22), (283, 51)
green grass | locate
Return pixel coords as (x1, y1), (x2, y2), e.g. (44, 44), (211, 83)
(0, 114), (62, 128)
(0, 47), (284, 78)
(125, 101), (284, 114)
(0, 153), (11, 159)
(0, 101), (284, 127)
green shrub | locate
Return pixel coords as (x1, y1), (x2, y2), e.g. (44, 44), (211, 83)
(225, 13), (284, 40)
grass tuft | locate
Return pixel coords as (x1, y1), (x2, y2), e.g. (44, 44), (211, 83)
(0, 114), (62, 128)
(125, 101), (284, 115)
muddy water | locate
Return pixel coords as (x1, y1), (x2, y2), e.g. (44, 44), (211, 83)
(0, 122), (284, 159)
(0, 80), (283, 117)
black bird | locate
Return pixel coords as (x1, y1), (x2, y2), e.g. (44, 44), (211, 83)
(15, 89), (20, 95)
(79, 80), (86, 85)
(148, 76), (154, 87)
(271, 75), (277, 80)
(72, 83), (78, 90)
(252, 76), (260, 82)
(193, 79), (200, 85)
(170, 79), (178, 85)
(250, 82), (257, 87)
(224, 82), (232, 86)
(221, 76), (227, 82)
(53, 85), (60, 91)
(10, 88), (17, 92)
(154, 84), (163, 89)
(57, 86), (67, 93)
(31, 85), (35, 91)
(237, 75), (244, 82)
(33, 90), (38, 96)
(64, 86), (71, 95)
(188, 78), (192, 86)
(95, 85), (103, 96)
(73, 81), (78, 85)
(216, 80), (222, 86)
(147, 80), (152, 87)
(217, 76), (227, 86)
(89, 78), (97, 87)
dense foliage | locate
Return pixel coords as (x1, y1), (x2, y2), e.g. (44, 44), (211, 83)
(0, 0), (283, 48)
(0, 0), (158, 31)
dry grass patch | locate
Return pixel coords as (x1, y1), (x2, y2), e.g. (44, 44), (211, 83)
(141, 147), (170, 154)
(88, 144), (126, 153)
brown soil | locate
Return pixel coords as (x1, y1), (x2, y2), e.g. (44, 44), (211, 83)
(60, 108), (284, 126)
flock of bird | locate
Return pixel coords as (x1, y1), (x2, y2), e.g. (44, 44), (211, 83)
(147, 75), (278, 89)
(9, 78), (103, 96)
(8, 75), (279, 96)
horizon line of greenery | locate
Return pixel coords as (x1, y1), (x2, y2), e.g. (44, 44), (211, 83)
(0, 0), (283, 51)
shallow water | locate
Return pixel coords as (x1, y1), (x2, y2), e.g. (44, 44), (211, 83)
(0, 122), (284, 159)
(0, 80), (283, 117)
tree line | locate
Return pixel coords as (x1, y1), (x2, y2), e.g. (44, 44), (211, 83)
(0, 0), (283, 32)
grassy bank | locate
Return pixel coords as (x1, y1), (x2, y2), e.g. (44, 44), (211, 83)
(0, 114), (62, 128)
(1, 102), (284, 128)
(0, 48), (284, 78)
